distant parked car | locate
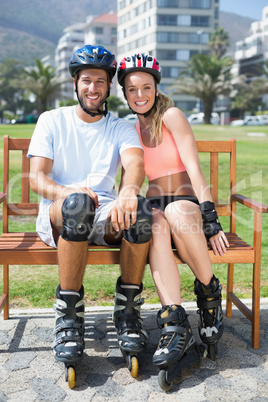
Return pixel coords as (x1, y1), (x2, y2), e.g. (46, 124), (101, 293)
(230, 116), (266, 127)
(257, 115), (268, 125)
(123, 114), (138, 124)
(11, 114), (39, 124)
(187, 112), (220, 125)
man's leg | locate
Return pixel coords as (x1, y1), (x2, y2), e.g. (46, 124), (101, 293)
(110, 196), (152, 376)
(50, 195), (91, 291)
(49, 192), (95, 364)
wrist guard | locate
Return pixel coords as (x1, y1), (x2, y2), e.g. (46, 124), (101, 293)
(199, 201), (223, 240)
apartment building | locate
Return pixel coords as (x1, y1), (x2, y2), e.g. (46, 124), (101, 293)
(55, 11), (117, 100)
(117, 0), (219, 111)
(55, 23), (86, 100)
(234, 5), (268, 78)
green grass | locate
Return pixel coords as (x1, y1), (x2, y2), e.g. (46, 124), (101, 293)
(0, 123), (268, 308)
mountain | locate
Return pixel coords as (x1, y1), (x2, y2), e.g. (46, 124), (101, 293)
(0, 0), (117, 63)
(0, 1), (254, 64)
(219, 11), (255, 55)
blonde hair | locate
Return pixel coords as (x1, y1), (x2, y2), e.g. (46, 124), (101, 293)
(149, 91), (174, 144)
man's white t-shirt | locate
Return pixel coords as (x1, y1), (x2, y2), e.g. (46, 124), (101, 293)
(27, 105), (143, 246)
(28, 106), (142, 194)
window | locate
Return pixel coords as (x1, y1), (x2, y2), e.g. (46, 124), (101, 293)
(111, 27), (117, 35)
(191, 16), (210, 27)
(176, 49), (190, 60)
(189, 32), (209, 43)
(157, 14), (177, 25)
(177, 15), (191, 26)
(95, 27), (103, 34)
(190, 0), (210, 8)
(161, 66), (181, 78)
(157, 0), (179, 7)
(157, 32), (179, 42)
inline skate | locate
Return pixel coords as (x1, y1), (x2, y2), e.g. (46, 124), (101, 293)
(113, 277), (148, 377)
(194, 275), (224, 360)
(153, 305), (206, 392)
(52, 285), (85, 388)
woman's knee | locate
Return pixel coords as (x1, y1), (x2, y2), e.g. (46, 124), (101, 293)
(164, 201), (202, 234)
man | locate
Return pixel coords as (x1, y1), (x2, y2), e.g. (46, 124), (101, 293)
(28, 45), (151, 371)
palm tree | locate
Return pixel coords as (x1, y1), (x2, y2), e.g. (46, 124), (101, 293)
(231, 75), (266, 117)
(22, 59), (63, 114)
(209, 27), (230, 59)
(170, 54), (233, 124)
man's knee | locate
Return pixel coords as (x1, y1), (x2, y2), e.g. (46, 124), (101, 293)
(61, 193), (96, 242)
(123, 195), (152, 244)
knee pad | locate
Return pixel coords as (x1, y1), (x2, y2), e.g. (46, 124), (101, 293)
(61, 193), (96, 242)
(123, 195), (152, 244)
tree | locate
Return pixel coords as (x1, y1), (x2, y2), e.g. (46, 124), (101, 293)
(209, 27), (230, 59)
(231, 75), (266, 117)
(170, 54), (233, 124)
(21, 59), (63, 114)
(0, 59), (26, 114)
(107, 95), (124, 112)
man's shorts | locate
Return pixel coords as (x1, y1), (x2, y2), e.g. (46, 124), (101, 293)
(36, 192), (117, 249)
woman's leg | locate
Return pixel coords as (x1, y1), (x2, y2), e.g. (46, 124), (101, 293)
(150, 208), (181, 305)
(164, 200), (213, 286)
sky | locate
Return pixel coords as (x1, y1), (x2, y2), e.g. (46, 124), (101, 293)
(220, 0), (268, 20)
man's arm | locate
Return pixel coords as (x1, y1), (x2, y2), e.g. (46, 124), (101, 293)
(30, 156), (99, 207)
(110, 148), (145, 231)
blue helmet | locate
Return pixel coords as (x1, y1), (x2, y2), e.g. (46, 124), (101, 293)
(69, 45), (117, 79)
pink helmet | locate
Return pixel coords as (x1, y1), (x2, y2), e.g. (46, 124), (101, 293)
(117, 53), (161, 86)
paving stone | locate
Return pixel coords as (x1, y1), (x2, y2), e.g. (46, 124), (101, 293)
(4, 351), (36, 371)
(30, 377), (66, 401)
(0, 389), (8, 401)
(7, 388), (38, 402)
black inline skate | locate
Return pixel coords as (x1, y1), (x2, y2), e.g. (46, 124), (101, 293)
(52, 285), (85, 388)
(153, 305), (207, 392)
(113, 277), (148, 377)
(194, 275), (224, 360)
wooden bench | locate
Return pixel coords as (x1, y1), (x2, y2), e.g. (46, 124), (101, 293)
(0, 135), (267, 349)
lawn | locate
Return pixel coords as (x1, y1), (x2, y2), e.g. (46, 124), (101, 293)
(0, 122), (268, 308)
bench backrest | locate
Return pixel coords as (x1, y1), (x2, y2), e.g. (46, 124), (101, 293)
(2, 135), (237, 233)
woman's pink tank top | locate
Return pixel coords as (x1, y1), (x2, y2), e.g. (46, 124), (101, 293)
(136, 122), (186, 181)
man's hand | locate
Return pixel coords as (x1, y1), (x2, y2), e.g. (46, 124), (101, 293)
(110, 187), (138, 232)
(209, 230), (230, 256)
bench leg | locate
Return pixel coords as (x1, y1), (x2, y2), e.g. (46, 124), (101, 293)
(251, 211), (262, 349)
(226, 262), (234, 318)
(3, 264), (9, 320)
(251, 259), (260, 349)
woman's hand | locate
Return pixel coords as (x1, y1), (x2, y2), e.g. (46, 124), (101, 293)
(209, 230), (229, 256)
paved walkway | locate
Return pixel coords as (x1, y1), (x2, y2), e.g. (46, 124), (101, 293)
(0, 300), (268, 401)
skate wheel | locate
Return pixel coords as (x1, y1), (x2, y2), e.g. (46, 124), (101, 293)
(67, 366), (75, 389)
(158, 369), (172, 392)
(130, 356), (139, 378)
(208, 343), (217, 361)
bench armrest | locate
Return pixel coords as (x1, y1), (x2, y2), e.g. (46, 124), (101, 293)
(0, 193), (7, 204)
(232, 194), (268, 213)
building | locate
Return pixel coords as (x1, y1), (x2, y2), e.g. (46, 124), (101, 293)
(55, 11), (117, 101)
(233, 5), (268, 110)
(234, 6), (268, 79)
(117, 0), (219, 111)
(85, 12), (118, 96)
(55, 23), (86, 101)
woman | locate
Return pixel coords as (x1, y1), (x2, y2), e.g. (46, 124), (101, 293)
(117, 54), (229, 369)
